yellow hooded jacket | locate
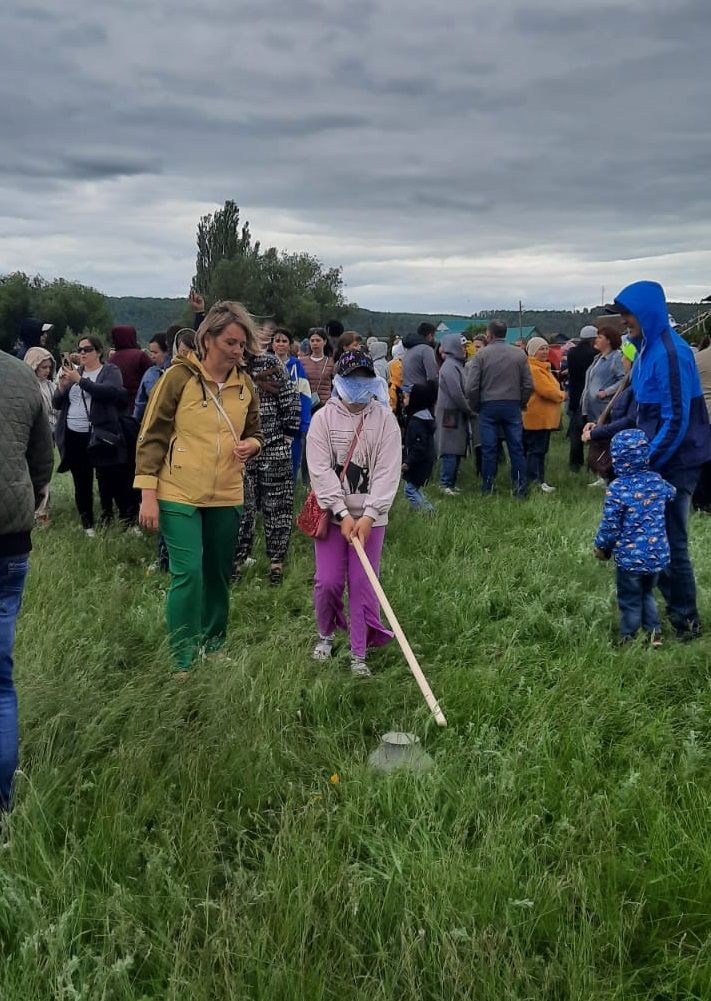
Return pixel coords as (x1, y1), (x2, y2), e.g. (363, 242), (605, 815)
(134, 353), (263, 507)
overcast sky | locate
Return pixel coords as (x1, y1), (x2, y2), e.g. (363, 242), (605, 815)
(2, 0), (709, 313)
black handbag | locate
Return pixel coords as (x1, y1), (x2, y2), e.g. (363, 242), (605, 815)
(81, 387), (126, 467)
(87, 426), (124, 467)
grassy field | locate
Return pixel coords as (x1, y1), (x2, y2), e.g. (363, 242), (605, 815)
(2, 436), (711, 1000)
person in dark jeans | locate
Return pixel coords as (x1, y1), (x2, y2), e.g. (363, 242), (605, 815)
(614, 280), (711, 639)
(565, 325), (599, 470)
(53, 335), (131, 534)
(0, 350), (53, 810)
(465, 320), (532, 498)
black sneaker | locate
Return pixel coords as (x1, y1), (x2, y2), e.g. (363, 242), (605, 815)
(675, 620), (702, 643)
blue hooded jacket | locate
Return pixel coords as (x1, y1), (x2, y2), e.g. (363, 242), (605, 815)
(594, 429), (676, 573)
(614, 281), (710, 480)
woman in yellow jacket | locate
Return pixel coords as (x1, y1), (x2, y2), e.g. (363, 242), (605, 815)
(522, 337), (565, 493)
(135, 302), (263, 673)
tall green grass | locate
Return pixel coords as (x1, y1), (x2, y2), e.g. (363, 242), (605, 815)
(2, 437), (710, 1000)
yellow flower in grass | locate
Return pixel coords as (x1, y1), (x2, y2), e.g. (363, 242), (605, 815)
(329, 773), (340, 785)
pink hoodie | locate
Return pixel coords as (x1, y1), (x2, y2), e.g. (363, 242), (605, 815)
(306, 396), (402, 526)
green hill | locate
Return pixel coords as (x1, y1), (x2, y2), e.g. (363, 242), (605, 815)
(108, 297), (704, 343)
(107, 296), (187, 340)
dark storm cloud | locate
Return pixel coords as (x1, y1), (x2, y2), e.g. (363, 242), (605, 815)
(1, 0), (710, 307)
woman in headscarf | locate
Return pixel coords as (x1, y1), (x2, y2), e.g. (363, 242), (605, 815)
(522, 337), (566, 492)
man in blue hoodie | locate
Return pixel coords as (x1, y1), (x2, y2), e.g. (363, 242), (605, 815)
(613, 281), (711, 639)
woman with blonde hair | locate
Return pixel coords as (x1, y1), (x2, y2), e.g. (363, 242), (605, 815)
(135, 301), (263, 673)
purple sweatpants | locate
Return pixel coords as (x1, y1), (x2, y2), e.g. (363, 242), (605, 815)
(313, 522), (394, 658)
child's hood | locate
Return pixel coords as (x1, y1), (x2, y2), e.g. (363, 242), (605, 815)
(611, 428), (650, 475)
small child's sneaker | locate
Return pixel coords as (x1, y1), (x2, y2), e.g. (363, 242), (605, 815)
(349, 655), (371, 677)
(540, 482), (556, 493)
(312, 635), (334, 661)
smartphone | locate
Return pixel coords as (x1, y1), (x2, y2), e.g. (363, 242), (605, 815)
(61, 352), (71, 368)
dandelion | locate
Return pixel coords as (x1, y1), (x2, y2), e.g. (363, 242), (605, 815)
(329, 773), (340, 785)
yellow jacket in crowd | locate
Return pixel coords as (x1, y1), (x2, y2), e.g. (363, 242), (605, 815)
(523, 357), (566, 431)
(134, 353), (263, 507)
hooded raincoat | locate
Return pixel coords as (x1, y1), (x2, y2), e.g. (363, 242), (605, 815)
(594, 429), (676, 573)
(368, 339), (389, 381)
(435, 334), (471, 456)
(23, 347), (57, 431)
(614, 281), (711, 482)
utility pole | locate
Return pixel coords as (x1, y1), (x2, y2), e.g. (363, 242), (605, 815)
(519, 299), (523, 339)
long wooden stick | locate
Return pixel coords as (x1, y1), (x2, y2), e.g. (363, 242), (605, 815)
(351, 537), (447, 727)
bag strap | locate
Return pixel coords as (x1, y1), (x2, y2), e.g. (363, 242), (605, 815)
(338, 414), (365, 484)
(313, 357), (329, 396)
(79, 373), (93, 427)
(597, 372), (631, 426)
(203, 381), (241, 447)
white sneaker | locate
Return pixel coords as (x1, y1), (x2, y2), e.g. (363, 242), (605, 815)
(350, 655), (372, 677)
(588, 477), (606, 488)
(84, 528), (96, 538)
(440, 487), (457, 496)
(243, 557), (256, 566)
(540, 482), (556, 493)
(312, 635), (334, 661)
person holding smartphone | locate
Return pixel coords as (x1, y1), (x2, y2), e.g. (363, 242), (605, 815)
(53, 336), (129, 535)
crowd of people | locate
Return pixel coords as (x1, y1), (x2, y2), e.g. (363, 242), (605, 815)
(1, 279), (710, 810)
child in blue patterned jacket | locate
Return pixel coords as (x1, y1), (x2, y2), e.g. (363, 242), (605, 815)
(594, 428), (676, 645)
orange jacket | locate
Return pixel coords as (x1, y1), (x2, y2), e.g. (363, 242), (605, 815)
(523, 357), (565, 430)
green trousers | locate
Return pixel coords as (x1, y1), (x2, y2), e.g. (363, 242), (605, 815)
(159, 502), (242, 670)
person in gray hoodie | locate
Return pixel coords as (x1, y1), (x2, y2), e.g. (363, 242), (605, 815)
(402, 322), (439, 405)
(436, 334), (472, 493)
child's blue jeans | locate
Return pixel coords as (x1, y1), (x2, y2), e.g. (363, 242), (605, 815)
(439, 454), (461, 489)
(403, 481), (434, 511)
(616, 567), (660, 637)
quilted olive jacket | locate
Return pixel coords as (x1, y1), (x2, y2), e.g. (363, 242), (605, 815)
(0, 350), (54, 551)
